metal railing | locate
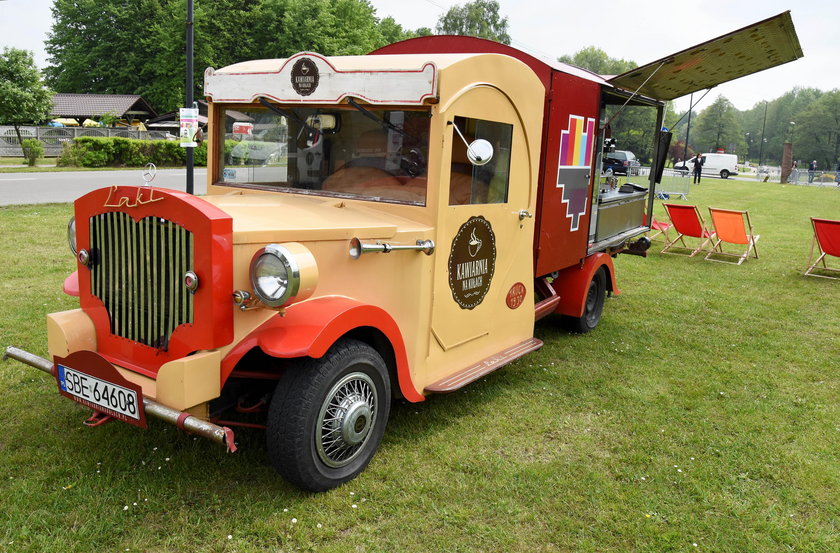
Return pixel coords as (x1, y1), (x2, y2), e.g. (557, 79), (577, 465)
(786, 169), (840, 187)
(0, 125), (173, 157)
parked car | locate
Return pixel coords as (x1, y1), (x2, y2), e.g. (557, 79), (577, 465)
(603, 150), (641, 176)
(674, 153), (738, 179)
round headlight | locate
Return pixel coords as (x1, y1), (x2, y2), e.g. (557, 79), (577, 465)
(67, 216), (77, 255)
(249, 243), (319, 309)
(250, 244), (300, 307)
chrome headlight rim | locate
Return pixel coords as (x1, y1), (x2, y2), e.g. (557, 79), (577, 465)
(67, 216), (77, 255)
(249, 244), (301, 308)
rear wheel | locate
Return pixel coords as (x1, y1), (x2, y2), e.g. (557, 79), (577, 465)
(266, 339), (391, 492)
(720, 169), (730, 179)
(563, 267), (607, 333)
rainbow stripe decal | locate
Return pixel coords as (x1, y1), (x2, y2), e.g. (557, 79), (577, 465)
(559, 115), (596, 167)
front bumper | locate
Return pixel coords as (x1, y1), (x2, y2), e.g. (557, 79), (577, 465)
(3, 346), (236, 452)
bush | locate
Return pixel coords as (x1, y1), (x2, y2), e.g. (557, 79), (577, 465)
(20, 138), (44, 166)
(56, 136), (206, 168)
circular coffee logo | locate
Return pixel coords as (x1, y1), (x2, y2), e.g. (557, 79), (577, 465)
(291, 58), (319, 96)
(448, 216), (496, 310)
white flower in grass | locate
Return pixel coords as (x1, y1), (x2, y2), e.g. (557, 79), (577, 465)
(317, 524), (322, 529)
(291, 518), (297, 524)
(227, 535), (232, 540)
(352, 504), (358, 509)
(123, 505), (129, 511)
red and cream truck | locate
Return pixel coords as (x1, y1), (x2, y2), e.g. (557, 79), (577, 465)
(5, 13), (801, 491)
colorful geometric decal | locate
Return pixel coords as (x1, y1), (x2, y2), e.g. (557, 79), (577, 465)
(556, 115), (596, 232)
(558, 115), (596, 167)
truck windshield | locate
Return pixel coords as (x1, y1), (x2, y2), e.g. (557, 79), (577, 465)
(218, 105), (431, 206)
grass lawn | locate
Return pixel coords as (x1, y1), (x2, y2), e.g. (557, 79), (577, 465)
(0, 177), (838, 552)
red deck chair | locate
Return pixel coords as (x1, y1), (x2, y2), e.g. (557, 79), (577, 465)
(704, 207), (759, 264)
(804, 217), (840, 279)
(643, 213), (673, 242)
(660, 203), (715, 256)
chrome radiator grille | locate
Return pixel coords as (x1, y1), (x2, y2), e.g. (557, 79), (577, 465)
(89, 212), (194, 350)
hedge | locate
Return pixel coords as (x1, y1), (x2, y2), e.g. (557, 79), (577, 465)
(57, 136), (211, 168)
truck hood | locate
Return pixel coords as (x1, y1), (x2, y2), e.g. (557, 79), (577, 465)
(202, 191), (427, 244)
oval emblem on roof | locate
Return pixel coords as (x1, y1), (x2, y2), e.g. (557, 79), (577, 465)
(291, 57), (319, 96)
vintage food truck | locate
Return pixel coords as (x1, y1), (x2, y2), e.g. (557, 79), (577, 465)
(5, 13), (801, 491)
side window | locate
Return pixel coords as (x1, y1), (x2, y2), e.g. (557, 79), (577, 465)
(449, 116), (513, 205)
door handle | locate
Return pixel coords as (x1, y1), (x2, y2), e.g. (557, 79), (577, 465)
(518, 209), (533, 220)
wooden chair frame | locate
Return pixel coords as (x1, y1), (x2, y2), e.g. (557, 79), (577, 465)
(704, 207), (759, 265)
(804, 217), (840, 279)
(660, 204), (715, 257)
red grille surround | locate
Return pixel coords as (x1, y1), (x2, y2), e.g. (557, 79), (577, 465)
(74, 186), (233, 377)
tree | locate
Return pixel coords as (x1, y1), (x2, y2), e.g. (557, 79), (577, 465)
(558, 46), (635, 76)
(435, 0), (510, 44)
(693, 95), (741, 154)
(45, 0), (414, 114)
(793, 90), (840, 170)
(0, 47), (53, 159)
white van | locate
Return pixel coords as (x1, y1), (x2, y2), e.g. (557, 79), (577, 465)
(675, 153), (739, 179)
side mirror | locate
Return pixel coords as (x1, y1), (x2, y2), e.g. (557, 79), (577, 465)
(466, 139), (494, 166)
(449, 121), (494, 166)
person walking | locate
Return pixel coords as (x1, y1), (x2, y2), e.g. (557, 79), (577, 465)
(808, 159), (817, 183)
(691, 153), (704, 185)
(835, 160), (840, 188)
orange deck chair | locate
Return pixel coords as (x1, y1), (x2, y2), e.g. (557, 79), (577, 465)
(804, 217), (840, 279)
(704, 207), (760, 265)
(660, 203), (716, 256)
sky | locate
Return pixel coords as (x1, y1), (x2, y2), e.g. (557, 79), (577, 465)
(1, 0), (837, 115)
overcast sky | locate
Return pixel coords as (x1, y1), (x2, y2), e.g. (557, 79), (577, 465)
(1, 0), (836, 114)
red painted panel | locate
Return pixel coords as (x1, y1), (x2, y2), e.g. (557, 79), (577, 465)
(74, 186), (233, 375)
(535, 72), (602, 276)
(221, 296), (424, 403)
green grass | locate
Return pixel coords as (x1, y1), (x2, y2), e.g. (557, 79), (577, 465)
(1, 177), (838, 552)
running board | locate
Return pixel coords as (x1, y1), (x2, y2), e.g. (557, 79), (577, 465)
(424, 338), (543, 393)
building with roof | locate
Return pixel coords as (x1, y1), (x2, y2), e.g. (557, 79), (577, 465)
(50, 94), (157, 126)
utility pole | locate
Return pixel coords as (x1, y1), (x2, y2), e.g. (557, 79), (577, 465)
(185, 0), (195, 195)
(758, 101), (768, 167)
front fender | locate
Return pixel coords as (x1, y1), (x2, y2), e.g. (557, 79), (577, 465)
(552, 253), (620, 318)
(221, 296), (423, 402)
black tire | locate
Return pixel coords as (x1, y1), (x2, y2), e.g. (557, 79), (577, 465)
(720, 169), (730, 179)
(563, 267), (607, 334)
(266, 339), (391, 492)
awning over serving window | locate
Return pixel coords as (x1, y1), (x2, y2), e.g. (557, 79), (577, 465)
(607, 11), (803, 101)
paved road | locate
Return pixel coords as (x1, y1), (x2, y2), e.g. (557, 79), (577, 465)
(0, 168), (208, 206)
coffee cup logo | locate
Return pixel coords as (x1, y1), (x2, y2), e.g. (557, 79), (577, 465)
(448, 216), (496, 310)
(291, 58), (319, 97)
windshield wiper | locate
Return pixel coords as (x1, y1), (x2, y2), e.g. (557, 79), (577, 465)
(346, 97), (415, 140)
(258, 97), (317, 132)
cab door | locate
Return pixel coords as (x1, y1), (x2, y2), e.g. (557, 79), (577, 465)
(426, 85), (537, 386)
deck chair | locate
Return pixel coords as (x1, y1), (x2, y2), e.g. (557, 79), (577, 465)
(660, 203), (715, 256)
(804, 217), (840, 279)
(704, 208), (759, 264)
(642, 213), (672, 242)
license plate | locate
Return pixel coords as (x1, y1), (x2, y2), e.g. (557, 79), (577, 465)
(54, 351), (147, 428)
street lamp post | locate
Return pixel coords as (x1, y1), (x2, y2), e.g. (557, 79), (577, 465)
(185, 0), (194, 195)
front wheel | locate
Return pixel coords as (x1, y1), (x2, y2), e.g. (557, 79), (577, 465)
(720, 169), (730, 179)
(563, 266), (607, 333)
(266, 339), (391, 492)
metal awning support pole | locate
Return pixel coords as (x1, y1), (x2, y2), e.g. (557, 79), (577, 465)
(185, 0), (195, 195)
(601, 61), (666, 132)
(3, 346), (236, 452)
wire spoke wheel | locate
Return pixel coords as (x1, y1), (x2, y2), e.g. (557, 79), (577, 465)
(316, 371), (378, 468)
